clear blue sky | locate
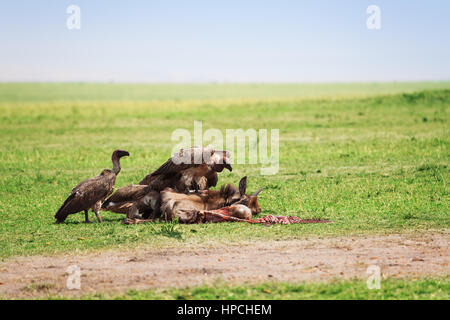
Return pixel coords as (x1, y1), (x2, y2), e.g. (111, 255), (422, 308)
(0, 0), (449, 82)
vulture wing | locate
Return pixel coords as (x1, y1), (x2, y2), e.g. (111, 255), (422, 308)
(139, 157), (196, 186)
(55, 173), (115, 222)
(102, 184), (149, 208)
(139, 147), (230, 191)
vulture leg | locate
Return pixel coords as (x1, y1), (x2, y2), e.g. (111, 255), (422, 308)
(192, 182), (200, 193)
(92, 201), (103, 223)
(84, 210), (92, 223)
(126, 204), (141, 220)
(141, 208), (152, 219)
(94, 211), (103, 223)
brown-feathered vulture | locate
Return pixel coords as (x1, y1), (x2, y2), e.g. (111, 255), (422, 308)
(139, 146), (232, 192)
(54, 149), (130, 224)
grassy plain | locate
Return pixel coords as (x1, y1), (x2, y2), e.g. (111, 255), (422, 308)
(0, 82), (448, 300)
(0, 83), (448, 259)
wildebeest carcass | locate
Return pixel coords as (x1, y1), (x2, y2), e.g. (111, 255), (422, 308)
(158, 176), (263, 223)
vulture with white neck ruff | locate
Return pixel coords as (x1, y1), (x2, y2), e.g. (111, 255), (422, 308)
(54, 149), (129, 224)
(139, 146), (232, 192)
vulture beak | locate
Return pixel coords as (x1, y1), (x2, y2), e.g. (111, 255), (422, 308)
(115, 150), (130, 158)
(222, 155), (232, 171)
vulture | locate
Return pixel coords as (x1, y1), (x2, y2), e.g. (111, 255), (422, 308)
(54, 149), (130, 224)
(139, 146), (232, 192)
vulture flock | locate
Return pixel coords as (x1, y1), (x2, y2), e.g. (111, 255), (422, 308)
(54, 146), (329, 225)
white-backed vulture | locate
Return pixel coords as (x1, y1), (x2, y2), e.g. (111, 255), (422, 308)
(54, 149), (130, 224)
(139, 146), (232, 192)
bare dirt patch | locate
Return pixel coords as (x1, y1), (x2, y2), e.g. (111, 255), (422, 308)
(0, 232), (448, 298)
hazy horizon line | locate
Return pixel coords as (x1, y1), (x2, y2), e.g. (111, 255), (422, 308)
(1, 80), (449, 85)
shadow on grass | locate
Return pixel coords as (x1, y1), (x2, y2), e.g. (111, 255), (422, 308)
(54, 215), (124, 225)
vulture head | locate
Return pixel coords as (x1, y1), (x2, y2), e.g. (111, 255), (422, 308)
(111, 149), (130, 175)
(112, 149), (130, 159)
(209, 149), (232, 172)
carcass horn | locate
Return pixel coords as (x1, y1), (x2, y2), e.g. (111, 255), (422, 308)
(251, 188), (264, 197)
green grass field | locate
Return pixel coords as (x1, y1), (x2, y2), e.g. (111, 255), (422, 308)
(71, 278), (450, 300)
(0, 83), (448, 299)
